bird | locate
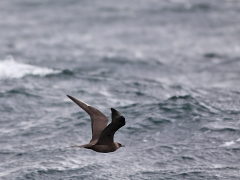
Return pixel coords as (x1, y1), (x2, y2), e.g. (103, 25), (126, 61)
(67, 95), (125, 153)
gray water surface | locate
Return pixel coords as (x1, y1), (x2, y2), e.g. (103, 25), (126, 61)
(0, 0), (240, 179)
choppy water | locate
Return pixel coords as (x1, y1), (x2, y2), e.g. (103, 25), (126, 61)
(1, 0), (240, 179)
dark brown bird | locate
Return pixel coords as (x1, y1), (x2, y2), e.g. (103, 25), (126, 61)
(67, 95), (125, 153)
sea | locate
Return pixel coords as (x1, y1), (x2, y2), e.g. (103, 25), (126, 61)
(0, 0), (240, 179)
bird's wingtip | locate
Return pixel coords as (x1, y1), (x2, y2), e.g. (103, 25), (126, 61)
(67, 95), (74, 100)
(111, 108), (117, 112)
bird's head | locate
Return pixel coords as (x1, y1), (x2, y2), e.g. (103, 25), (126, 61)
(116, 142), (125, 148)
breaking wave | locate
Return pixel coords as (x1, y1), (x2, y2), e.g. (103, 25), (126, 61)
(0, 56), (60, 79)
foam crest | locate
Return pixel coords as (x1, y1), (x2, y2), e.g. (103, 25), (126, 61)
(0, 56), (60, 79)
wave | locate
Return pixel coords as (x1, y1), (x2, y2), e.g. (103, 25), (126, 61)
(0, 56), (61, 79)
(143, 2), (212, 15)
(200, 127), (240, 133)
(101, 56), (161, 66)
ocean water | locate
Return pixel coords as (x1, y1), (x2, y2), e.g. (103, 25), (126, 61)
(0, 0), (240, 179)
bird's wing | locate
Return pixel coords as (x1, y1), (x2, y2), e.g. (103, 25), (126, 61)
(111, 108), (123, 123)
(67, 95), (108, 144)
(96, 108), (125, 145)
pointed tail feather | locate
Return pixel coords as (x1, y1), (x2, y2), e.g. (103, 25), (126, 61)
(66, 143), (94, 148)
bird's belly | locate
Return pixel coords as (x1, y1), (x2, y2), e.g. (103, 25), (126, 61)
(91, 144), (117, 153)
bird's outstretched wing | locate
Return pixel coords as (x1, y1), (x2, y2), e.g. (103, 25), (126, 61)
(67, 95), (108, 144)
(96, 108), (125, 145)
(111, 108), (123, 123)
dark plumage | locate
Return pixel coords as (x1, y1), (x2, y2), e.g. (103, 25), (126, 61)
(67, 95), (125, 153)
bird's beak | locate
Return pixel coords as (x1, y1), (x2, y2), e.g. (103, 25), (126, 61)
(121, 145), (125, 147)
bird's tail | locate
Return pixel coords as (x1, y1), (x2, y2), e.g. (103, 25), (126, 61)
(65, 143), (94, 148)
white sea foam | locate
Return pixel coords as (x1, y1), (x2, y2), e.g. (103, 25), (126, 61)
(220, 141), (235, 147)
(0, 56), (60, 79)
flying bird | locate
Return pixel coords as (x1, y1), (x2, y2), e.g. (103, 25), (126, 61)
(67, 95), (125, 153)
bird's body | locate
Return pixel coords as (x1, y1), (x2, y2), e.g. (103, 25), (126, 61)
(67, 95), (125, 153)
(87, 143), (121, 153)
